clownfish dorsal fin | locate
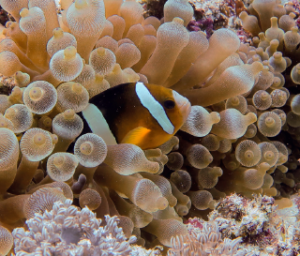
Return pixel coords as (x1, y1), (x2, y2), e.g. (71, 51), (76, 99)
(121, 126), (151, 145)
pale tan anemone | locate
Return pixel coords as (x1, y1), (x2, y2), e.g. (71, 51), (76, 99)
(0, 0), (298, 252)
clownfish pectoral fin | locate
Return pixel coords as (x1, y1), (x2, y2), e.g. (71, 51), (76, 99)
(121, 126), (151, 145)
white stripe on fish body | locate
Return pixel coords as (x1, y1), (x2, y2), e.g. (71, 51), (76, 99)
(135, 82), (174, 134)
(82, 103), (118, 145)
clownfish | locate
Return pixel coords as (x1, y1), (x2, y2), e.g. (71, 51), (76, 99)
(77, 82), (191, 150)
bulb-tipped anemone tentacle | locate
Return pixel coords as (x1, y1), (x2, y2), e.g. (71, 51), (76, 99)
(0, 0), (298, 254)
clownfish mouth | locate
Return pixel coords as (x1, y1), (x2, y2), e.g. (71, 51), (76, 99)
(172, 90), (190, 107)
(172, 90), (191, 115)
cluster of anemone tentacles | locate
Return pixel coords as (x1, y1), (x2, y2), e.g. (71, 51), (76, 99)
(0, 0), (300, 254)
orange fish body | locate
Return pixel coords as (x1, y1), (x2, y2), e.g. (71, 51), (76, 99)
(79, 82), (191, 149)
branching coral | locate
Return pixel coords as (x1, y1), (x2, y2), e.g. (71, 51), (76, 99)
(12, 199), (137, 256)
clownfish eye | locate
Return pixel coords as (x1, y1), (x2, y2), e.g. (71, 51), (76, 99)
(164, 100), (175, 109)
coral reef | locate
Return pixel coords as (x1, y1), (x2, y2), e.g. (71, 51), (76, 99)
(210, 194), (300, 255)
(13, 199), (137, 255)
(0, 0), (299, 254)
(209, 194), (276, 244)
(168, 194), (300, 255)
(11, 194), (300, 255)
(167, 219), (245, 255)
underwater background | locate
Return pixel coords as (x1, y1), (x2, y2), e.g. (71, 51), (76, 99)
(0, 0), (300, 255)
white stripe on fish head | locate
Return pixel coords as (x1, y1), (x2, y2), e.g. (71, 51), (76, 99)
(135, 82), (174, 134)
